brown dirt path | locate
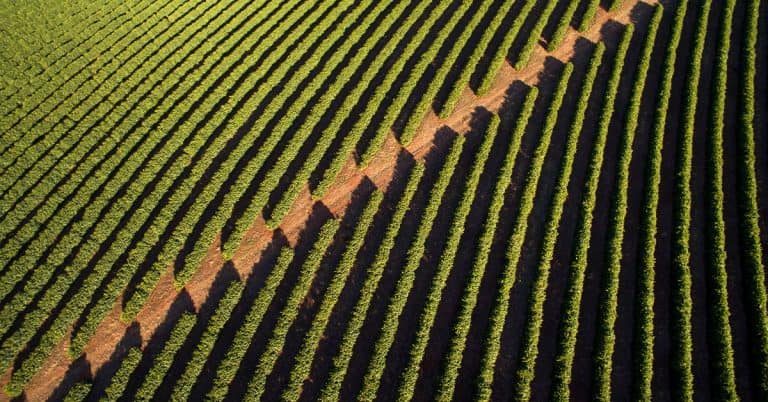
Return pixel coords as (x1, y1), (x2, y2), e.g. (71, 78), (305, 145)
(3, 1), (654, 399)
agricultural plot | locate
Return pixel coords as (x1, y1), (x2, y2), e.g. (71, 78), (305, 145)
(0, 0), (766, 400)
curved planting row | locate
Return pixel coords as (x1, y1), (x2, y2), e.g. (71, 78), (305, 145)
(671, 0), (711, 397)
(706, 0), (738, 397)
(737, 0), (768, 397)
(592, 11), (657, 399)
(550, 25), (632, 400)
(357, 136), (465, 401)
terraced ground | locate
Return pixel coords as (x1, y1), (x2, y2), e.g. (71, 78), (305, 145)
(0, 0), (767, 400)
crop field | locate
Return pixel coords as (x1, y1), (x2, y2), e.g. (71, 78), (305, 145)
(0, 0), (767, 400)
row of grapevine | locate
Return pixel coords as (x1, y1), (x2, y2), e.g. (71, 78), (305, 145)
(244, 218), (340, 400)
(475, 61), (574, 402)
(396, 114), (501, 401)
(101, 347), (143, 402)
(592, 9), (657, 399)
(512, 41), (605, 402)
(357, 136), (465, 401)
(318, 163), (425, 402)
(634, 1), (687, 399)
(671, 0), (711, 397)
(281, 190), (384, 400)
(706, 0), (738, 397)
(550, 24), (632, 400)
(737, 0), (768, 397)
(436, 88), (539, 402)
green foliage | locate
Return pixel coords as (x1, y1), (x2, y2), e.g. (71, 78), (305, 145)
(476, 62), (573, 402)
(550, 26), (632, 400)
(592, 15), (657, 400)
(169, 280), (244, 401)
(319, 164), (425, 402)
(436, 88), (539, 402)
(397, 115), (500, 402)
(672, 0), (712, 398)
(579, 0), (600, 31)
(514, 42), (605, 402)
(282, 190), (383, 401)
(514, 0), (559, 69)
(135, 312), (197, 401)
(476, 0), (538, 95)
(634, 3), (679, 400)
(244, 218), (340, 401)
(737, 0), (768, 397)
(357, 136), (465, 402)
(706, 0), (738, 398)
(547, 0), (582, 51)
(207, 247), (295, 400)
(63, 382), (92, 402)
(438, 0), (518, 118)
(101, 347), (143, 402)
(396, 0), (496, 146)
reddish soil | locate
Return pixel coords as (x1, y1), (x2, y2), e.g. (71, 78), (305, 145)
(2, 1), (657, 400)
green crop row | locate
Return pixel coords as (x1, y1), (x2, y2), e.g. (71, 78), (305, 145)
(169, 280), (244, 401)
(282, 190), (383, 401)
(219, 0), (433, 255)
(437, 0), (518, 118)
(63, 382), (92, 402)
(738, 0), (768, 397)
(592, 13), (656, 400)
(550, 25), (631, 400)
(267, 0), (475, 226)
(397, 114), (500, 402)
(579, 0), (599, 31)
(131, 312), (196, 401)
(206, 247), (295, 400)
(314, 0), (485, 197)
(514, 0), (560, 69)
(244, 218), (340, 401)
(634, 2), (683, 400)
(706, 0), (737, 398)
(319, 164), (425, 402)
(396, 0), (496, 146)
(476, 62), (573, 402)
(514, 42), (605, 402)
(672, 0), (711, 398)
(101, 346), (143, 402)
(437, 88), (538, 402)
(358, 136), (465, 402)
(547, 0), (581, 51)
(476, 0), (538, 95)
